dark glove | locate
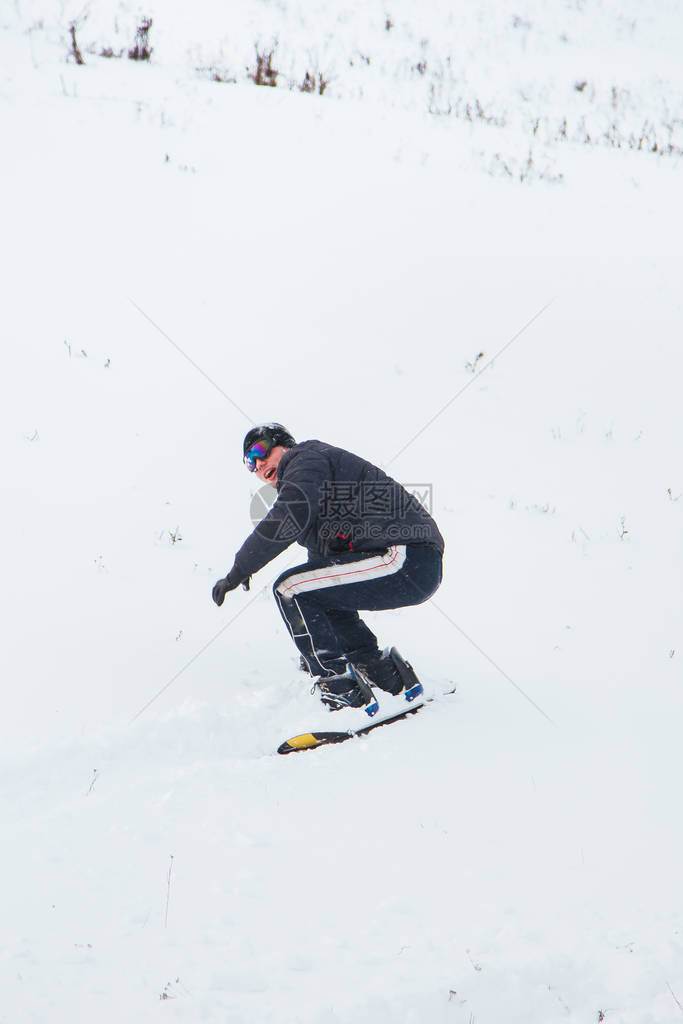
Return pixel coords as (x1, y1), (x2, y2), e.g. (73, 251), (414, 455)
(212, 567), (250, 606)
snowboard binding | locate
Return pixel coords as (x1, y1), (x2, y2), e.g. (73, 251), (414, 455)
(387, 647), (424, 703)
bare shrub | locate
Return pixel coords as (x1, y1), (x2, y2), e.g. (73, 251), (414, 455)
(211, 68), (237, 84)
(197, 64), (237, 84)
(299, 70), (328, 95)
(249, 47), (278, 87)
(128, 18), (153, 61)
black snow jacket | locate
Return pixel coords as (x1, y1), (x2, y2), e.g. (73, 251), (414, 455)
(231, 439), (444, 581)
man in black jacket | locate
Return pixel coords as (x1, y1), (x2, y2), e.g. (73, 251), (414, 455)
(212, 423), (444, 715)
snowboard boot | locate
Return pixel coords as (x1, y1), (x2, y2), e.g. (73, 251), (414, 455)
(351, 648), (423, 703)
(315, 666), (379, 717)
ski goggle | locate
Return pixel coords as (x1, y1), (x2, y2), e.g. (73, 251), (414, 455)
(244, 438), (273, 471)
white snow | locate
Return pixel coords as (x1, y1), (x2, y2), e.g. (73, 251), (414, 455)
(2, 2), (683, 1021)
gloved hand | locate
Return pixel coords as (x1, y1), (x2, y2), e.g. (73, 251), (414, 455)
(212, 567), (250, 606)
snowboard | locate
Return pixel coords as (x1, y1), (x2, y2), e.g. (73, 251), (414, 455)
(277, 684), (456, 754)
(277, 699), (426, 754)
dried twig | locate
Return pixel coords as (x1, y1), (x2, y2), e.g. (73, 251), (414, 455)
(69, 24), (85, 65)
(164, 855), (174, 928)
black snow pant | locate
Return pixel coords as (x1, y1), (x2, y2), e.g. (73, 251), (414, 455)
(272, 544), (443, 678)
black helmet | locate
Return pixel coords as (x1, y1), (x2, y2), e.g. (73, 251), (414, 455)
(242, 422), (296, 460)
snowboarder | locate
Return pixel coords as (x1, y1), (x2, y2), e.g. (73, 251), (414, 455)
(212, 424), (444, 715)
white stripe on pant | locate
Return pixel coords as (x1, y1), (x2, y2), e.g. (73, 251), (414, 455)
(275, 545), (407, 599)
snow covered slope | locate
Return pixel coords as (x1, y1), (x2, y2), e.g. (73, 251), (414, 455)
(2, 2), (683, 1021)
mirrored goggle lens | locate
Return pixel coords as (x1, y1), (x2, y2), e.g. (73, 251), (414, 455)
(244, 439), (271, 470)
